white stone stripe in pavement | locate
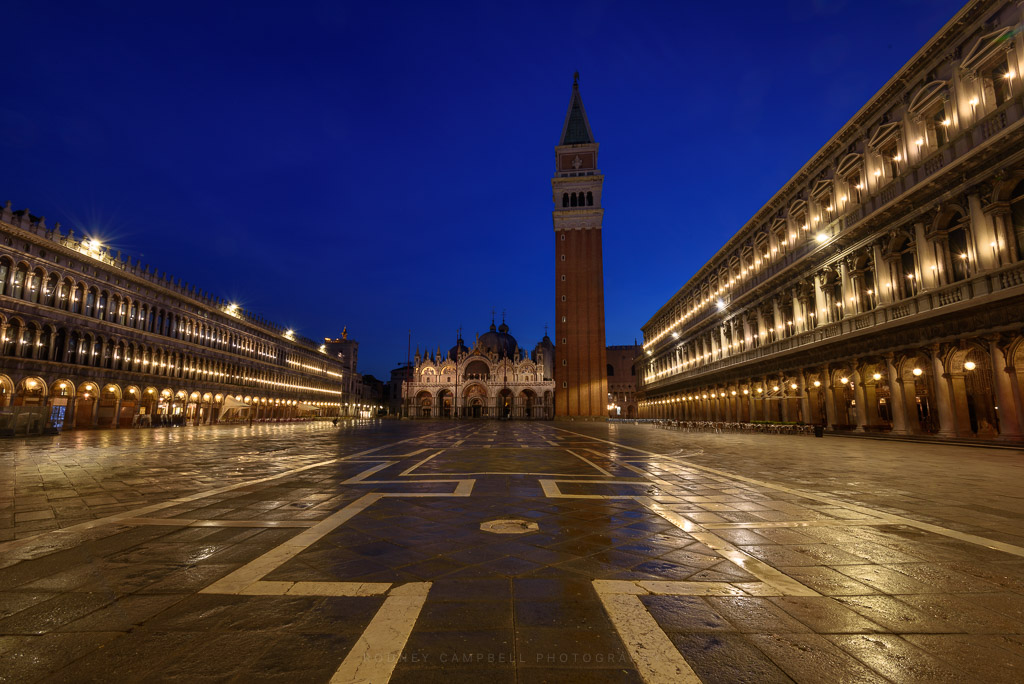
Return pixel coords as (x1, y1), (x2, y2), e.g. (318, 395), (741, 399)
(637, 496), (820, 597)
(565, 449), (615, 477)
(201, 492), (385, 595)
(329, 582), (432, 684)
(597, 590), (702, 684)
(0, 428), (464, 557)
(554, 426), (1024, 560)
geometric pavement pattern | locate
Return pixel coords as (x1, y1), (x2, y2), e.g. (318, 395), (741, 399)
(1, 421), (1023, 682)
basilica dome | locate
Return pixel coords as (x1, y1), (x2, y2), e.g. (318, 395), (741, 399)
(478, 321), (518, 359)
(448, 337), (469, 360)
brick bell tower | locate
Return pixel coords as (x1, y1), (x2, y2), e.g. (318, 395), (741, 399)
(553, 73), (608, 419)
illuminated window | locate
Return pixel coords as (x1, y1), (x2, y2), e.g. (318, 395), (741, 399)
(988, 58), (1012, 107)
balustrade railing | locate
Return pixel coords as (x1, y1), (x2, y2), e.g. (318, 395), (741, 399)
(643, 261), (1024, 390)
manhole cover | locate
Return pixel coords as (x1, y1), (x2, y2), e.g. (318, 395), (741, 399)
(480, 518), (539, 534)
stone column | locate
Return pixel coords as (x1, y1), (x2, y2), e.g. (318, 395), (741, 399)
(748, 384), (757, 422)
(760, 376), (770, 422)
(988, 337), (1022, 440)
(799, 373), (811, 425)
(968, 193), (998, 270)
(839, 261), (852, 319)
(988, 207), (1015, 265)
(849, 271), (863, 315)
(772, 298), (783, 341)
(950, 373), (973, 437)
(823, 366), (838, 428)
(851, 366), (868, 431)
(862, 372), (881, 427)
(912, 221), (937, 290)
(885, 355), (908, 435)
(872, 244), (890, 304)
(930, 347), (957, 437)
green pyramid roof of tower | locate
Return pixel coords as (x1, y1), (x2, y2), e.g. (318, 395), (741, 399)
(559, 76), (594, 145)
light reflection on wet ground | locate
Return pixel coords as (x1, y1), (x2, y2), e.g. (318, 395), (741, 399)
(1, 421), (1022, 682)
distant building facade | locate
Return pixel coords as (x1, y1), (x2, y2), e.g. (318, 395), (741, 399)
(0, 201), (356, 433)
(386, 362), (413, 416)
(553, 74), (608, 419)
(403, 319), (554, 419)
(638, 0), (1024, 442)
(324, 330), (365, 414)
(606, 344), (641, 418)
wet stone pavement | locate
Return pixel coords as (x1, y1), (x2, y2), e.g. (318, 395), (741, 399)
(1, 421), (1023, 682)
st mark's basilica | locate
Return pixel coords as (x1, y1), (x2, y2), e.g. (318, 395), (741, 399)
(403, 319), (555, 419)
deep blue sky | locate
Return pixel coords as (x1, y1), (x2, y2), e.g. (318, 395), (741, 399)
(3, 0), (966, 377)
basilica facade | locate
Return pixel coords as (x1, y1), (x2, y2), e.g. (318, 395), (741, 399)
(403, 320), (554, 419)
(638, 0), (1024, 442)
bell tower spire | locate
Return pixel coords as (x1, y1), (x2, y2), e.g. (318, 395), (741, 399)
(552, 73), (608, 420)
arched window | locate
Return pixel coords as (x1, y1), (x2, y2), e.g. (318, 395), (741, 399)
(587, 191), (593, 206)
(895, 239), (917, 298)
(11, 265), (26, 299)
(578, 192), (585, 206)
(26, 269), (43, 303)
(19, 323), (35, 359)
(949, 227), (970, 282)
(2, 321), (19, 356)
(562, 193), (569, 208)
(84, 289), (96, 317)
(43, 274), (59, 307)
(570, 193), (577, 207)
(39, 327), (52, 360)
(607, 363), (614, 376)
(0, 257), (11, 296)
(53, 328), (67, 362)
(67, 332), (80, 364)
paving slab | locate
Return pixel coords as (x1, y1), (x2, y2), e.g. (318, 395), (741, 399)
(0, 420), (1022, 682)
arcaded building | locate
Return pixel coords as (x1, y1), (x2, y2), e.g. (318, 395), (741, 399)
(0, 202), (358, 433)
(404, 319), (554, 419)
(638, 0), (1024, 441)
